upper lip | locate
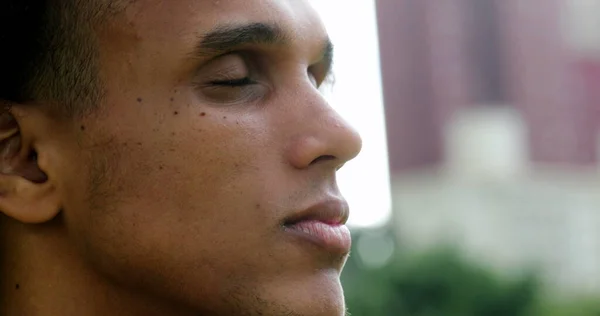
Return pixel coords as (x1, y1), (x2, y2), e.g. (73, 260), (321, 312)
(283, 198), (350, 226)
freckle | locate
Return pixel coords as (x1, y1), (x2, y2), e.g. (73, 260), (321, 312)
(200, 112), (206, 117)
(137, 98), (142, 103)
(174, 111), (179, 115)
(153, 128), (159, 132)
(255, 203), (260, 209)
(170, 97), (174, 102)
(137, 142), (142, 146)
(223, 116), (227, 119)
(80, 125), (85, 131)
(15, 284), (19, 290)
(159, 165), (164, 170)
(171, 132), (176, 136)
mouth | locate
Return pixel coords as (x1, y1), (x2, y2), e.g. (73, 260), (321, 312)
(282, 199), (352, 255)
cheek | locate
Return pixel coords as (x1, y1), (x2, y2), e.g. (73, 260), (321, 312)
(61, 118), (283, 300)
(79, 124), (257, 236)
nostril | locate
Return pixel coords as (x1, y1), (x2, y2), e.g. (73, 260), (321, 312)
(28, 150), (37, 162)
(310, 155), (336, 165)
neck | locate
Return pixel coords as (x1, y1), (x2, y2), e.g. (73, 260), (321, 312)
(0, 216), (194, 316)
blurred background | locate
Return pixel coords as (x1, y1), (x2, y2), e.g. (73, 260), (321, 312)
(312, 0), (600, 315)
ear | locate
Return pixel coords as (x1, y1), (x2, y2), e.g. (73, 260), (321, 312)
(0, 104), (61, 224)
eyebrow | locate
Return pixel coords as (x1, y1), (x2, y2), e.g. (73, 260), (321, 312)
(194, 22), (292, 57)
(193, 22), (335, 75)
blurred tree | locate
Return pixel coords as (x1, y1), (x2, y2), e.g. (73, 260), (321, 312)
(342, 234), (539, 316)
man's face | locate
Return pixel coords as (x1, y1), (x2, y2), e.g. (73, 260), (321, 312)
(54, 0), (361, 315)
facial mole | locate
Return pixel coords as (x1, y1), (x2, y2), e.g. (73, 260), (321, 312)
(200, 112), (206, 117)
(137, 98), (142, 103)
(174, 111), (179, 115)
(170, 97), (174, 102)
(80, 125), (85, 131)
(15, 284), (19, 290)
(223, 116), (227, 119)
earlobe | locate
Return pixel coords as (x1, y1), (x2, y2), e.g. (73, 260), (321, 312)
(0, 174), (60, 224)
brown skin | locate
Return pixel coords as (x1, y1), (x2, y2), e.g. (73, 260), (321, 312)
(0, 0), (362, 315)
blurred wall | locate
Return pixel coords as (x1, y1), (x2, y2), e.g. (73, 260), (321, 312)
(376, 0), (600, 298)
(377, 0), (600, 174)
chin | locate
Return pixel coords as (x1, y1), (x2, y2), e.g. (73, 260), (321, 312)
(187, 271), (345, 315)
(259, 270), (347, 316)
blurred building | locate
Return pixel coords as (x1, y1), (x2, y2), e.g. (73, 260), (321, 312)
(377, 0), (600, 298)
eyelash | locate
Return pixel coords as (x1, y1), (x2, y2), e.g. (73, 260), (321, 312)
(207, 70), (330, 95)
(210, 77), (255, 87)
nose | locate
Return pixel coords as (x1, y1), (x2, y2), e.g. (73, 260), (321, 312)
(284, 88), (363, 171)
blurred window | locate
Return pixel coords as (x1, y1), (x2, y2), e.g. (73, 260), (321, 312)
(468, 0), (507, 104)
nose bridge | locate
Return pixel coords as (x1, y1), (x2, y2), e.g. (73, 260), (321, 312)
(281, 84), (362, 170)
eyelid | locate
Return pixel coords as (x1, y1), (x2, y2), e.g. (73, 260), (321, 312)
(197, 53), (250, 82)
(198, 83), (266, 105)
(213, 64), (247, 79)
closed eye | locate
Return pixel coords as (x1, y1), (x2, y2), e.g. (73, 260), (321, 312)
(210, 77), (256, 87)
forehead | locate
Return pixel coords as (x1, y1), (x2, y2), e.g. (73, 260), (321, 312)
(112, 0), (327, 47)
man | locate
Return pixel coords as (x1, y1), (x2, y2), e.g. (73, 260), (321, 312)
(0, 0), (362, 315)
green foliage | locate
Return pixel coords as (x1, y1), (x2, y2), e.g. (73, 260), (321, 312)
(343, 232), (600, 316)
(387, 248), (538, 316)
(343, 243), (539, 316)
(534, 298), (600, 316)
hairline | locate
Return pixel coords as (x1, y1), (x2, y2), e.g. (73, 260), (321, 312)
(5, 1), (131, 119)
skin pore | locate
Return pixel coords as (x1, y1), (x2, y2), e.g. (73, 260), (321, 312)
(0, 1), (362, 315)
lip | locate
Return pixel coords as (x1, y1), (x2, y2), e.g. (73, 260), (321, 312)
(284, 199), (350, 226)
(283, 199), (351, 254)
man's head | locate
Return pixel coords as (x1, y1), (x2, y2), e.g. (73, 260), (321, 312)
(0, 1), (362, 315)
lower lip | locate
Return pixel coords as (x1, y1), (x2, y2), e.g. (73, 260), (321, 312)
(284, 220), (352, 254)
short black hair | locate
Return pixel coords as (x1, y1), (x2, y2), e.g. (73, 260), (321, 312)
(0, 1), (126, 117)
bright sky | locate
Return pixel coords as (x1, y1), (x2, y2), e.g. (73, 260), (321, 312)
(310, 0), (392, 228)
